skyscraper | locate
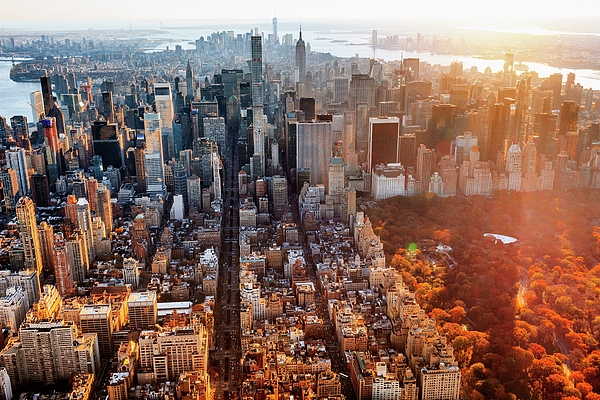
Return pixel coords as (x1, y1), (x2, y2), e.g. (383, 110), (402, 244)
(144, 113), (166, 195)
(251, 35), (265, 173)
(484, 103), (510, 162)
(101, 91), (115, 124)
(6, 148), (29, 197)
(38, 221), (54, 275)
(128, 291), (157, 330)
(204, 117), (226, 151)
(95, 184), (113, 237)
(427, 104), (458, 151)
(403, 58), (420, 81)
(0, 168), (19, 211)
(79, 304), (113, 359)
(558, 100), (579, 137)
(334, 76), (350, 103)
(349, 75), (376, 110)
(76, 198), (95, 263)
(16, 197), (43, 275)
(416, 144), (434, 192)
(328, 157), (345, 197)
(30, 91), (44, 123)
(30, 173), (50, 207)
(154, 83), (175, 160)
(40, 76), (65, 134)
(272, 16), (278, 43)
(91, 120), (123, 170)
(368, 117), (400, 172)
(10, 320), (100, 386)
(549, 73), (563, 110)
(296, 121), (333, 190)
(186, 61), (194, 103)
(52, 233), (73, 297)
(66, 231), (89, 284)
(295, 27), (306, 83)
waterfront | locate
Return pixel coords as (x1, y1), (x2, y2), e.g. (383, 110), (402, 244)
(0, 60), (39, 120)
(143, 26), (600, 90)
(1, 20), (600, 122)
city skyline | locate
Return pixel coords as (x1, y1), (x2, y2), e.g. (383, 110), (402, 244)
(0, 6), (598, 398)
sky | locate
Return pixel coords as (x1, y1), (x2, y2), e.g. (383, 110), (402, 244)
(1, 0), (600, 23)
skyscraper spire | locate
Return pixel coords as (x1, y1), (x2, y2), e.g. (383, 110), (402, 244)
(296, 25), (306, 84)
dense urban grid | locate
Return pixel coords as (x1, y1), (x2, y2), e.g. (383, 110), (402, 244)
(0, 16), (598, 400)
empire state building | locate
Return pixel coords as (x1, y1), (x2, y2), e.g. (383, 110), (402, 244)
(295, 27), (306, 83)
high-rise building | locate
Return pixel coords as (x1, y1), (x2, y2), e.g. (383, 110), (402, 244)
(272, 16), (278, 43)
(403, 58), (420, 81)
(154, 83), (175, 160)
(420, 362), (461, 400)
(0, 168), (19, 212)
(299, 98), (316, 122)
(549, 73), (563, 110)
(123, 258), (140, 288)
(0, 368), (11, 400)
(251, 35), (265, 170)
(328, 157), (345, 197)
(533, 112), (558, 159)
(138, 324), (208, 382)
(127, 291), (157, 330)
(295, 28), (306, 83)
(416, 144), (434, 191)
(558, 100), (579, 137)
(79, 304), (113, 359)
(398, 133), (416, 168)
(102, 91), (115, 124)
(95, 184), (113, 237)
(187, 176), (202, 210)
(92, 120), (123, 170)
(454, 132), (478, 165)
(52, 233), (73, 297)
(40, 76), (65, 134)
(203, 117), (226, 151)
(30, 91), (44, 123)
(3, 319), (100, 387)
(9, 116), (29, 145)
(37, 221), (54, 276)
(173, 162), (187, 209)
(506, 143), (522, 191)
(368, 117), (400, 172)
(0, 116), (8, 145)
(0, 286), (29, 332)
(334, 76), (350, 104)
(349, 75), (376, 110)
(439, 156), (457, 197)
(16, 197), (42, 275)
(272, 175), (288, 219)
(6, 148), (29, 197)
(144, 113), (166, 195)
(40, 76), (54, 117)
(76, 198), (95, 263)
(427, 104), (458, 151)
(296, 121), (333, 190)
(30, 173), (50, 207)
(483, 103), (510, 162)
(66, 231), (89, 284)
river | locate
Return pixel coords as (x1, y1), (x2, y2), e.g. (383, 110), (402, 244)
(0, 60), (41, 121)
(1, 23), (600, 121)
